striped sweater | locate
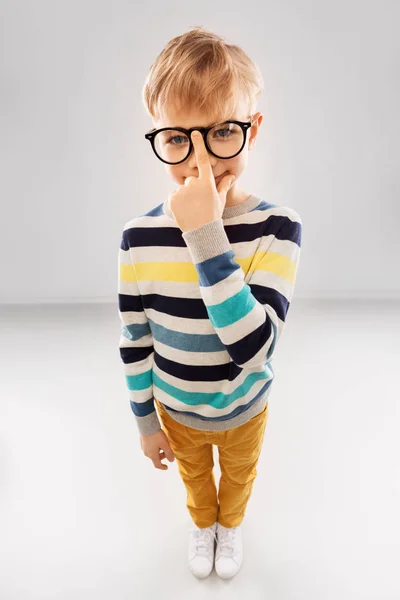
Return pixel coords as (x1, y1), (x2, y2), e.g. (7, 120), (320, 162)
(118, 193), (302, 436)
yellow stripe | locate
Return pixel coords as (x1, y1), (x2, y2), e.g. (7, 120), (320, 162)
(119, 262), (136, 282)
(255, 251), (297, 285)
(136, 261), (198, 282)
(120, 250), (296, 285)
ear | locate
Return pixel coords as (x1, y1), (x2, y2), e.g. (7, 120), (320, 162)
(249, 112), (263, 149)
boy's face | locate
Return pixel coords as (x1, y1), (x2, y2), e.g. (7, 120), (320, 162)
(152, 95), (263, 206)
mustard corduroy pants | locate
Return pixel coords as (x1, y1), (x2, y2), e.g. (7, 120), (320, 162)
(155, 399), (269, 528)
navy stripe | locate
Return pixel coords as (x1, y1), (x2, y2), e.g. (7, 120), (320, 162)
(225, 317), (275, 366)
(130, 398), (155, 417)
(124, 213), (300, 249)
(118, 292), (144, 313)
(138, 285), (289, 324)
(119, 345), (153, 365)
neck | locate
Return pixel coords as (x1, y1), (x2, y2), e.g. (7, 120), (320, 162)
(225, 185), (252, 208)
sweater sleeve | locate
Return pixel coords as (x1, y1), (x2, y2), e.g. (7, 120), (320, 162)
(181, 208), (302, 369)
(118, 226), (161, 436)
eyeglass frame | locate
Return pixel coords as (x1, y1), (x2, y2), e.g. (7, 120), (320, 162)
(144, 118), (255, 165)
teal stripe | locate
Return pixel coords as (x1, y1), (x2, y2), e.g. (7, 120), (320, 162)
(150, 319), (226, 352)
(123, 322), (151, 341)
(152, 367), (273, 410)
(207, 284), (257, 328)
(126, 368), (153, 391)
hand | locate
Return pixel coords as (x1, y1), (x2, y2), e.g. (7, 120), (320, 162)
(140, 429), (175, 471)
(168, 130), (236, 232)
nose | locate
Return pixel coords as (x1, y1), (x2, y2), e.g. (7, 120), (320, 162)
(187, 146), (217, 169)
(187, 135), (217, 164)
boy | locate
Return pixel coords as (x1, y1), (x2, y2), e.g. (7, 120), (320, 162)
(118, 26), (302, 580)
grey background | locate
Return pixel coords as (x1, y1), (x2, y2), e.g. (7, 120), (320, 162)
(1, 0), (399, 302)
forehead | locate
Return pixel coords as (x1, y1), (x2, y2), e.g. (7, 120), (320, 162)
(153, 96), (250, 130)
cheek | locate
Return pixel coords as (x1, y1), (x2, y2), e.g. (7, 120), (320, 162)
(227, 154), (247, 175)
(165, 165), (183, 183)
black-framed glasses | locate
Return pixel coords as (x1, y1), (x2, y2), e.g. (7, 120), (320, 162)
(144, 119), (254, 165)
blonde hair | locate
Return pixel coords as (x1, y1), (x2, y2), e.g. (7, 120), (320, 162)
(142, 26), (264, 124)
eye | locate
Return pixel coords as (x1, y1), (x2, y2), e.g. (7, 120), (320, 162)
(166, 135), (189, 146)
(215, 127), (230, 137)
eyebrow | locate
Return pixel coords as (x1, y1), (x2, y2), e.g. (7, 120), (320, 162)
(166, 120), (226, 130)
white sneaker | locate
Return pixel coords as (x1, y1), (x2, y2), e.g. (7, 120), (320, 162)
(215, 523), (243, 579)
(188, 522), (217, 579)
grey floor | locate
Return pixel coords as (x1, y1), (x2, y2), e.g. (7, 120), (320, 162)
(1, 299), (399, 600)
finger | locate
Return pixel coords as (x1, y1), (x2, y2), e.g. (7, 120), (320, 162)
(217, 174), (236, 195)
(184, 175), (195, 186)
(191, 131), (213, 181)
(162, 445), (175, 462)
(152, 456), (168, 470)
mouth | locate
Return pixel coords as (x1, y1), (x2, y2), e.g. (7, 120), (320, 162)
(214, 170), (229, 183)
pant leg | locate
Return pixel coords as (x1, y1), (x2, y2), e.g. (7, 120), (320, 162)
(216, 403), (269, 528)
(155, 399), (218, 528)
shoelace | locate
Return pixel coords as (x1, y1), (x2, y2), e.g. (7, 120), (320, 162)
(190, 526), (217, 558)
(217, 526), (240, 563)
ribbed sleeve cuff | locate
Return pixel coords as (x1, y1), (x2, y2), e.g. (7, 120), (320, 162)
(136, 410), (162, 436)
(181, 218), (231, 264)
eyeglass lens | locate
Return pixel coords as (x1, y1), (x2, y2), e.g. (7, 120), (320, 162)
(154, 122), (244, 163)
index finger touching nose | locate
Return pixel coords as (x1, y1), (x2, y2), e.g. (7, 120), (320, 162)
(191, 131), (213, 180)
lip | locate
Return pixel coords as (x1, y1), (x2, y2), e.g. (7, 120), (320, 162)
(214, 170), (229, 182)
